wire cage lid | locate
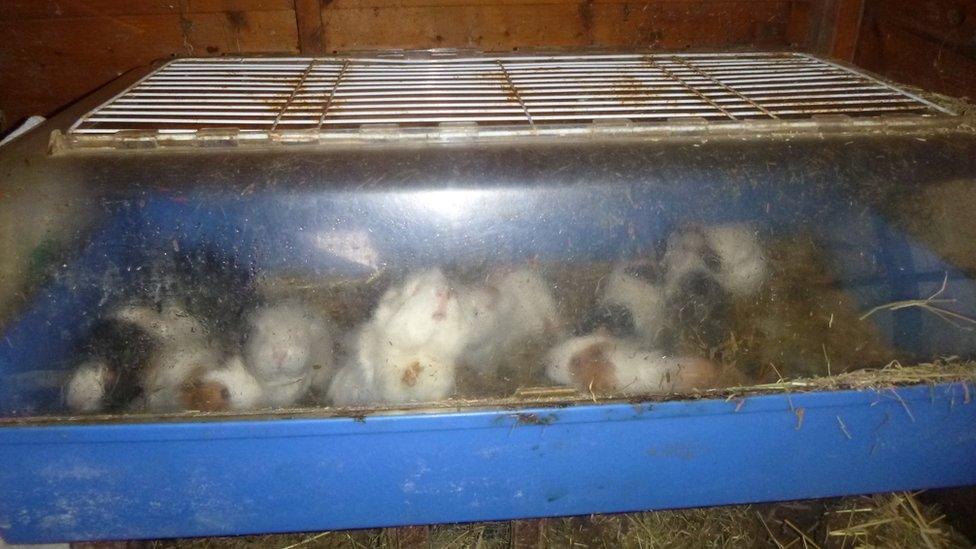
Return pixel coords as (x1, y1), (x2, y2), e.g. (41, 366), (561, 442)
(63, 51), (956, 149)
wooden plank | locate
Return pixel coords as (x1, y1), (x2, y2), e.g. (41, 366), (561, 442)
(829, 0), (865, 60)
(320, 0), (798, 51)
(805, 0), (864, 60)
(0, 0), (293, 20)
(862, 0), (976, 55)
(0, 6), (297, 127)
(183, 9), (299, 54)
(187, 0), (296, 12)
(858, 16), (976, 100)
(0, 14), (186, 126)
(786, 0), (812, 47)
(295, 0), (326, 54)
(0, 0), (177, 20)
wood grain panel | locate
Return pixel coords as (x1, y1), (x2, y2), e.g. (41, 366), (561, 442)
(0, 1), (299, 130)
(0, 15), (186, 127)
(0, 0), (177, 20)
(295, 0), (326, 53)
(855, 0), (976, 100)
(183, 9), (298, 55)
(320, 0), (799, 52)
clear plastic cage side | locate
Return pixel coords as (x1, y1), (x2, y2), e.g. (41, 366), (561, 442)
(3, 128), (976, 420)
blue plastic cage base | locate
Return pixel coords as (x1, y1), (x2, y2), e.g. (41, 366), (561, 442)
(1, 382), (974, 543)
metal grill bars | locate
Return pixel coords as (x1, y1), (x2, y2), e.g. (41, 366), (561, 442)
(68, 52), (951, 143)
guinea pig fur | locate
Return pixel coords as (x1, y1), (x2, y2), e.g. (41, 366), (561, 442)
(370, 268), (473, 361)
(65, 360), (112, 413)
(703, 223), (768, 297)
(546, 335), (719, 396)
(599, 265), (669, 347)
(181, 355), (265, 412)
(243, 300), (334, 403)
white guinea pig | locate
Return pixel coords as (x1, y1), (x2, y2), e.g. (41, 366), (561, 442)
(460, 266), (561, 374)
(65, 360), (111, 413)
(489, 267), (560, 337)
(599, 264), (668, 346)
(702, 223), (767, 297)
(243, 301), (334, 406)
(546, 335), (719, 396)
(355, 320), (458, 405)
(663, 224), (767, 297)
(370, 268), (472, 361)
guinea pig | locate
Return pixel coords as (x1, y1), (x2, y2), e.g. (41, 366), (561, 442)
(663, 224), (767, 298)
(702, 223), (767, 297)
(65, 360), (112, 413)
(370, 268), (472, 361)
(63, 313), (157, 413)
(329, 267), (473, 407)
(460, 266), (562, 375)
(243, 300), (334, 406)
(181, 355), (265, 412)
(326, 362), (376, 407)
(599, 264), (669, 347)
(350, 319), (458, 405)
(546, 335), (720, 396)
(488, 266), (561, 338)
(108, 302), (223, 413)
(142, 343), (223, 413)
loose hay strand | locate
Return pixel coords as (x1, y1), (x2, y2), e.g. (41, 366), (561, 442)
(860, 273), (976, 331)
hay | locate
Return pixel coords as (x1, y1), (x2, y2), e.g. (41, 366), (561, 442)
(825, 493), (971, 549)
(717, 358), (976, 396)
(147, 492), (971, 548)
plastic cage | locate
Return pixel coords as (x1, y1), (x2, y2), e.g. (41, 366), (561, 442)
(1, 50), (975, 544)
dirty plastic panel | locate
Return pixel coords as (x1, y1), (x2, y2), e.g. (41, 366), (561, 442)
(2, 129), (976, 417)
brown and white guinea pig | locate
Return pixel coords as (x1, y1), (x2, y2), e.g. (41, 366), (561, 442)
(180, 355), (265, 412)
(243, 300), (334, 407)
(545, 334), (720, 396)
(460, 266), (562, 375)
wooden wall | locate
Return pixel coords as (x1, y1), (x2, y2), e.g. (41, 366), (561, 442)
(0, 0), (825, 133)
(855, 0), (976, 101)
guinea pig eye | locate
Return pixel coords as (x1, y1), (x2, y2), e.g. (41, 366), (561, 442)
(625, 263), (662, 283)
(220, 387), (231, 400)
(703, 249), (722, 272)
